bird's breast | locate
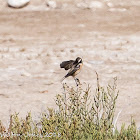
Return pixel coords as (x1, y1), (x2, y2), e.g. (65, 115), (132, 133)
(73, 63), (83, 76)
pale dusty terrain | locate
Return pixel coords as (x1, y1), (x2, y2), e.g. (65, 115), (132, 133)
(0, 0), (140, 129)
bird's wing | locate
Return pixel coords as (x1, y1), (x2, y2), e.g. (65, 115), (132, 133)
(65, 64), (80, 77)
(60, 60), (74, 70)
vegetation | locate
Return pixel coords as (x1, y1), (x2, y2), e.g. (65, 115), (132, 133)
(0, 74), (140, 139)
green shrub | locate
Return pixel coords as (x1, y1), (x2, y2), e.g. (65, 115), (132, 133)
(0, 74), (140, 140)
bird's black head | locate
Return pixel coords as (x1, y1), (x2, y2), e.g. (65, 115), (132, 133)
(75, 57), (82, 64)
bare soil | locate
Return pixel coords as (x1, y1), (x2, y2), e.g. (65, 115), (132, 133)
(0, 1), (140, 129)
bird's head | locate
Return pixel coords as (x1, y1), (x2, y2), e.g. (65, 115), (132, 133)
(75, 57), (82, 64)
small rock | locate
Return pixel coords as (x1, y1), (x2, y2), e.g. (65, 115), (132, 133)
(20, 69), (31, 77)
(46, 1), (57, 9)
(7, 0), (30, 8)
(109, 8), (127, 12)
(107, 2), (114, 8)
(76, 2), (88, 9)
(40, 90), (48, 94)
(88, 1), (104, 9)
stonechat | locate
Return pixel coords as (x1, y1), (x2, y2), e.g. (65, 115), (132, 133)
(60, 57), (83, 86)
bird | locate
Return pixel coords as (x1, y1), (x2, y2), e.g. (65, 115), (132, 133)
(60, 57), (83, 86)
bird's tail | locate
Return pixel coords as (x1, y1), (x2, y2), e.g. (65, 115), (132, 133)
(60, 76), (66, 82)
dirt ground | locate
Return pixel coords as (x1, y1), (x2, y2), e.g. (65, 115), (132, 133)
(0, 0), (140, 129)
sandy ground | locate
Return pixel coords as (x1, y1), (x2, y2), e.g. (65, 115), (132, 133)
(0, 0), (140, 129)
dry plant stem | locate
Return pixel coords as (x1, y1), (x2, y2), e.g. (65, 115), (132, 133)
(63, 83), (67, 120)
(8, 114), (13, 137)
(95, 71), (100, 128)
(113, 109), (122, 133)
(95, 71), (100, 92)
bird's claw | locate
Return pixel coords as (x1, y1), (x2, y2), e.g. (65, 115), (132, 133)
(75, 78), (81, 86)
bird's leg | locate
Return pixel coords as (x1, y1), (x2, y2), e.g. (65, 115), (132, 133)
(76, 78), (81, 85)
(74, 77), (78, 86)
(74, 77), (80, 86)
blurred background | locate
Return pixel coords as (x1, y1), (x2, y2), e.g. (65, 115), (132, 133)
(0, 0), (140, 129)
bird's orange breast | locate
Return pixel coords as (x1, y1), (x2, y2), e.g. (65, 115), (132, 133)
(73, 63), (83, 76)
